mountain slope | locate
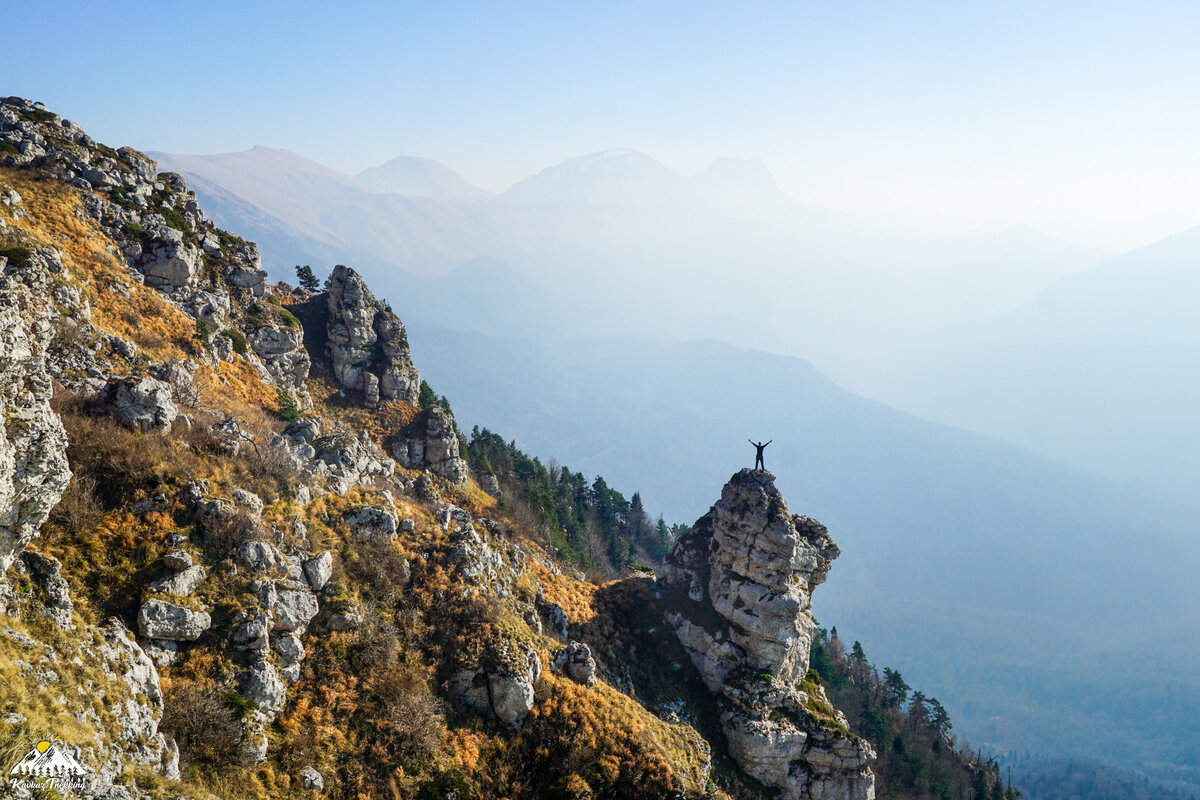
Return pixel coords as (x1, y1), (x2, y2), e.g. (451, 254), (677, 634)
(0, 95), (1030, 800)
(870, 223), (1200, 503)
(408, 325), (1200, 792)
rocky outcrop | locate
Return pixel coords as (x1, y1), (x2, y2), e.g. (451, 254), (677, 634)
(309, 426), (395, 493)
(450, 639), (542, 728)
(2, 98), (269, 304)
(347, 504), (398, 543)
(245, 319), (310, 398)
(552, 641), (597, 686)
(18, 551), (75, 628)
(98, 619), (179, 779)
(391, 406), (470, 484)
(662, 469), (875, 800)
(325, 265), (420, 407)
(0, 245), (71, 575)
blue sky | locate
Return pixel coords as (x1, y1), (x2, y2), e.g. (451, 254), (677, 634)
(6, 0), (1200, 249)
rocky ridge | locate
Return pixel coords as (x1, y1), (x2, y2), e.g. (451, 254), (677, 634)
(0, 97), (712, 799)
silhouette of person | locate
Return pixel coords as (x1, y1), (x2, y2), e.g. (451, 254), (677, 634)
(749, 439), (772, 471)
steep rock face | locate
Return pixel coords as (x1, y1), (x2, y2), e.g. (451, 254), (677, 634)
(0, 247), (70, 575)
(662, 469), (875, 800)
(325, 265), (420, 407)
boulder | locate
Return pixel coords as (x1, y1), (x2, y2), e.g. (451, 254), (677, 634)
(232, 487), (264, 519)
(237, 540), (289, 576)
(241, 661), (286, 715)
(271, 587), (319, 632)
(302, 551), (333, 591)
(162, 549), (193, 570)
(99, 375), (178, 432)
(552, 641), (597, 686)
(136, 598), (211, 641)
(150, 564), (206, 597)
(450, 641), (541, 729)
(140, 236), (201, 289)
(347, 505), (397, 543)
(301, 766), (324, 791)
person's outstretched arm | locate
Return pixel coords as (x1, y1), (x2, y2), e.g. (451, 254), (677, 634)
(765, 440), (772, 446)
(748, 439), (755, 446)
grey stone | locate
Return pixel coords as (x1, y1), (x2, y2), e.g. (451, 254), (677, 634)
(136, 598), (211, 641)
(150, 564), (206, 597)
(272, 588), (319, 632)
(302, 551), (333, 591)
(99, 375), (178, 432)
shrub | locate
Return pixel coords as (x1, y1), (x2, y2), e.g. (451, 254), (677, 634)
(369, 662), (446, 763)
(160, 683), (249, 769)
(198, 509), (260, 561)
(279, 308), (300, 328)
(0, 141), (19, 155)
(221, 328), (248, 355)
(0, 245), (33, 269)
(122, 220), (149, 241)
(276, 387), (301, 423)
(21, 109), (55, 123)
(158, 205), (187, 232)
(48, 473), (102, 537)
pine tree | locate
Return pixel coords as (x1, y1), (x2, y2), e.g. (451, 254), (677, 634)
(294, 264), (320, 291)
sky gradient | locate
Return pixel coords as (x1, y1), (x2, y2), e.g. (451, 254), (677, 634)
(6, 0), (1200, 251)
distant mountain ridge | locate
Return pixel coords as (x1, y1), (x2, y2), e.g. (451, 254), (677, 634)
(154, 143), (1103, 379)
(353, 154), (494, 201)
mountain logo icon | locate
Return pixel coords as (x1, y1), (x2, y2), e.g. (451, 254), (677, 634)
(9, 737), (88, 777)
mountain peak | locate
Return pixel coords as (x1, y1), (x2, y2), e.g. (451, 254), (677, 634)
(352, 154), (491, 201)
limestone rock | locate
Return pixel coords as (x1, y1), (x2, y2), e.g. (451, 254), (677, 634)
(0, 248), (71, 574)
(347, 505), (397, 543)
(137, 598), (211, 641)
(325, 265), (420, 406)
(272, 587), (319, 632)
(390, 406), (469, 484)
(552, 641), (597, 686)
(246, 321), (310, 395)
(310, 427), (395, 493)
(302, 551), (333, 591)
(450, 640), (541, 728)
(19, 551), (74, 629)
(662, 469), (875, 800)
(325, 609), (362, 631)
(302, 765), (324, 790)
(99, 619), (175, 776)
(237, 540), (289, 576)
(150, 564), (206, 597)
(99, 375), (178, 432)
(242, 661), (286, 716)
(162, 549), (193, 570)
